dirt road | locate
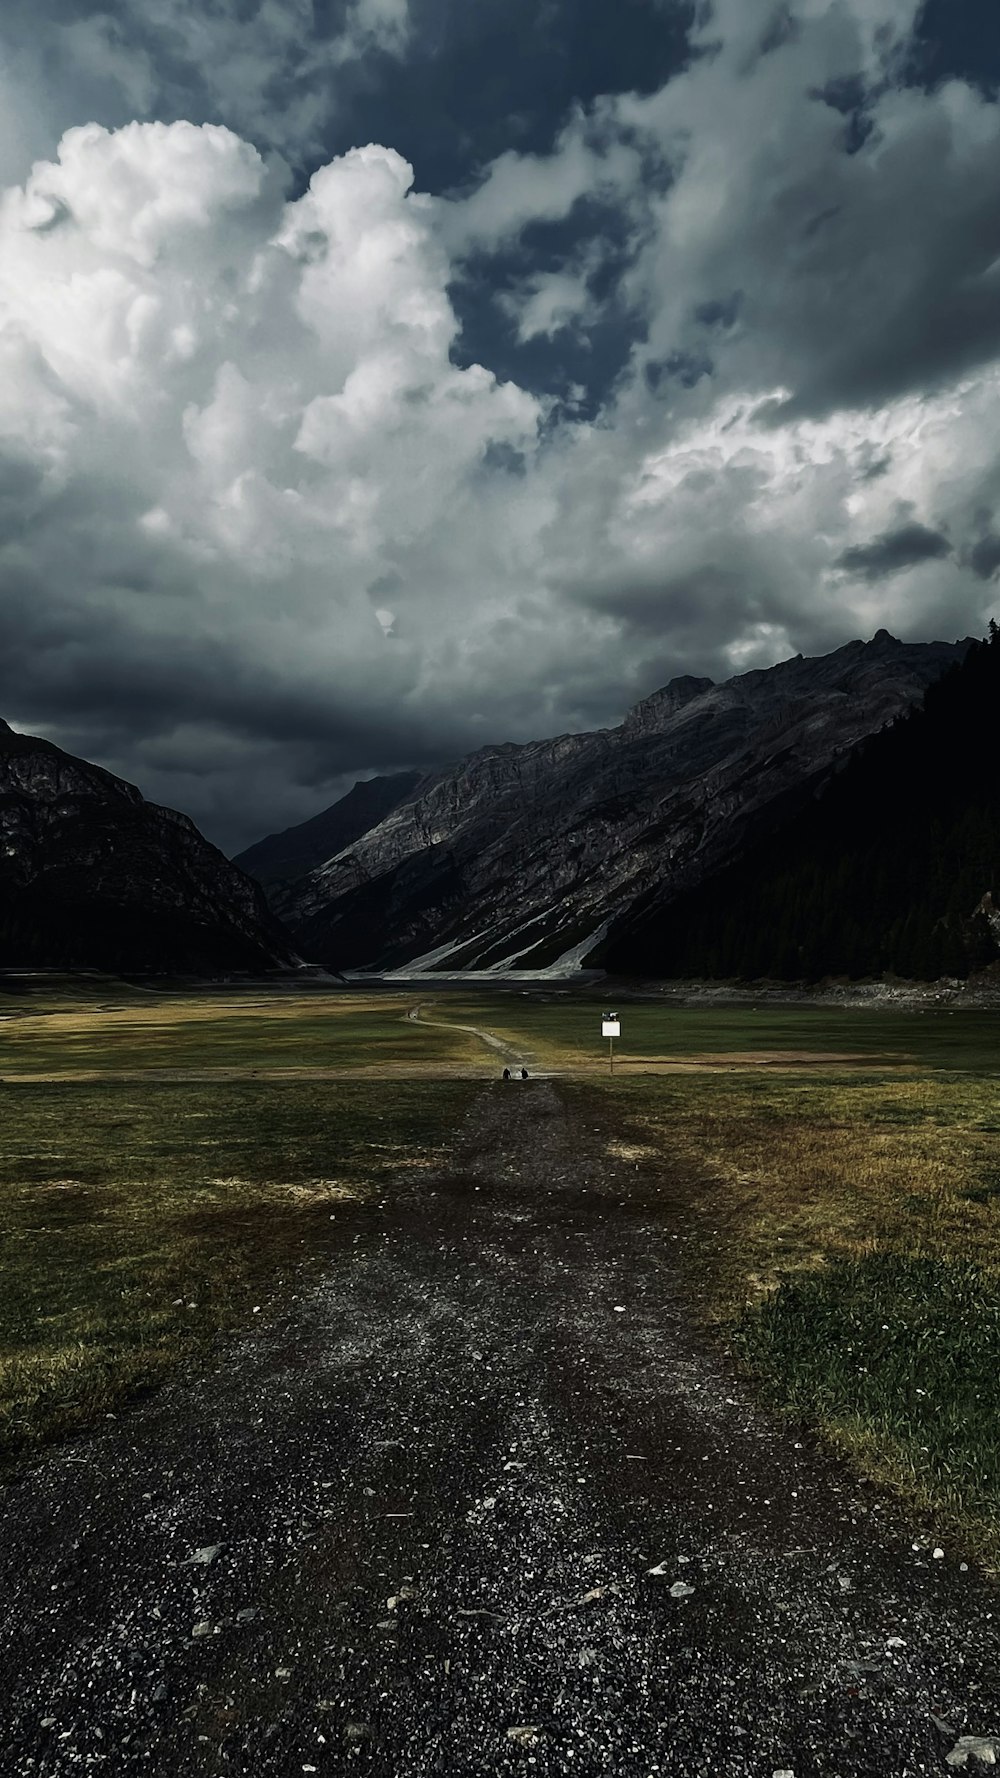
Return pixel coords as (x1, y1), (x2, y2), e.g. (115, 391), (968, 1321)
(0, 1082), (996, 1775)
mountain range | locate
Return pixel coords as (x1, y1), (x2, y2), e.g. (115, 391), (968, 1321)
(6, 627), (991, 984)
(258, 630), (972, 976)
(0, 721), (293, 975)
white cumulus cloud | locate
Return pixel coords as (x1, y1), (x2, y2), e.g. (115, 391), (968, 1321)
(1, 0), (1000, 850)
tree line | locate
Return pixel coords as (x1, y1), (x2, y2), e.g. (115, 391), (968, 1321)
(605, 627), (1000, 982)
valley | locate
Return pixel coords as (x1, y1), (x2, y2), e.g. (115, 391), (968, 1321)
(2, 983), (1000, 1548)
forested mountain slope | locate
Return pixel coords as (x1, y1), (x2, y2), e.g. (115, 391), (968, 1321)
(598, 630), (1000, 982)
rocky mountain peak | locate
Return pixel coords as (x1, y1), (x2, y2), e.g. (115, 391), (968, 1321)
(620, 673), (715, 738)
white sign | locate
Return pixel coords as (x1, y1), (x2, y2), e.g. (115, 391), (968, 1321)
(602, 1018), (621, 1039)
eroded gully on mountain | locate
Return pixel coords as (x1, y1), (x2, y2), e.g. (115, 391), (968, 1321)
(0, 1080), (997, 1777)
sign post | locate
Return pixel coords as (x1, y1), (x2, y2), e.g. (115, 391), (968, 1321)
(601, 1012), (621, 1075)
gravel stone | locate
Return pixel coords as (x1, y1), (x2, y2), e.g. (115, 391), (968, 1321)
(0, 1082), (996, 1776)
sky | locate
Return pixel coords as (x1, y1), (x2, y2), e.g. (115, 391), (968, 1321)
(1, 0), (999, 851)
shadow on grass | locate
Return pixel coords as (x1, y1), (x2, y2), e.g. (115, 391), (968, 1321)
(0, 1077), (477, 1463)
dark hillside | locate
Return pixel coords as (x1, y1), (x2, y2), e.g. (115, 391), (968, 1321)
(234, 771), (423, 890)
(277, 632), (966, 972)
(598, 630), (1000, 982)
(0, 721), (295, 975)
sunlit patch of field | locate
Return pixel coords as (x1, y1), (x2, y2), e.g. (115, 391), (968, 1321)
(0, 991), (487, 1077)
(605, 1140), (659, 1162)
(613, 1049), (915, 1069)
(0, 1076), (475, 1457)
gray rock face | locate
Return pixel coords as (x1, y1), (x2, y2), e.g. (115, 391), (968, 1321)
(234, 770), (423, 890)
(619, 675), (715, 738)
(0, 724), (295, 974)
(277, 632), (971, 973)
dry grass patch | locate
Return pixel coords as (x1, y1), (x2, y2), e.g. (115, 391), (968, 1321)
(608, 1074), (999, 1311)
(0, 990), (481, 1076)
(587, 1069), (1000, 1563)
(605, 1140), (659, 1163)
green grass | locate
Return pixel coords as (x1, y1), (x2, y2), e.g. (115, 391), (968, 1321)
(436, 992), (1000, 1073)
(572, 1064), (1000, 1562)
(731, 1253), (1000, 1537)
(0, 1076), (474, 1456)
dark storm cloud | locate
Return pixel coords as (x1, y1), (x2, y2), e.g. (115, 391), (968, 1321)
(966, 536), (1000, 582)
(0, 456), (48, 542)
(571, 557), (809, 674)
(0, 578), (474, 767)
(776, 247), (1000, 419)
(720, 84), (1000, 419)
(586, 565), (754, 639)
(645, 351), (714, 393)
(1, 0), (1000, 853)
(0, 596), (467, 852)
(835, 524), (952, 582)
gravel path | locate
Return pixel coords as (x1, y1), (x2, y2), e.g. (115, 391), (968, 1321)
(1, 1081), (998, 1776)
(406, 1002), (533, 1067)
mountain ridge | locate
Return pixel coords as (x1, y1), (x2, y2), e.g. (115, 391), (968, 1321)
(0, 722), (295, 975)
(599, 629), (1000, 982)
(269, 631), (972, 974)
(234, 770), (423, 890)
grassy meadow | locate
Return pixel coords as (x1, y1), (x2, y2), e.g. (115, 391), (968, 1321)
(4, 976), (1000, 1560)
(578, 1057), (1000, 1563)
(0, 981), (485, 1454)
(438, 989), (1000, 1072)
(444, 991), (1000, 1559)
(0, 983), (478, 1076)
